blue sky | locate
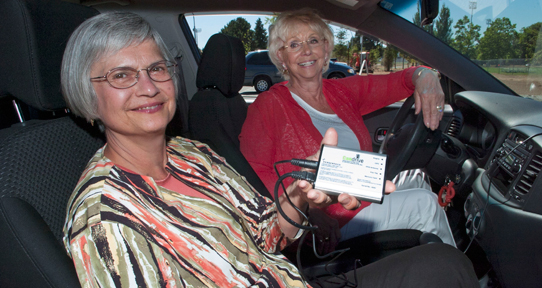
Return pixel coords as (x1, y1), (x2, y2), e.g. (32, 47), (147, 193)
(188, 0), (540, 50)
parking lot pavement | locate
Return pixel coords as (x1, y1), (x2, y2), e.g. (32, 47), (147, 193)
(240, 86), (258, 104)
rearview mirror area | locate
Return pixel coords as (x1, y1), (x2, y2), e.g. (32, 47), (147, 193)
(420, 0), (439, 26)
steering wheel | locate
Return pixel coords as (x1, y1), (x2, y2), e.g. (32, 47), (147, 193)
(378, 95), (430, 180)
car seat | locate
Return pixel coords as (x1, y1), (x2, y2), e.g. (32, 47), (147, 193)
(0, 0), (103, 287)
(189, 33), (271, 198)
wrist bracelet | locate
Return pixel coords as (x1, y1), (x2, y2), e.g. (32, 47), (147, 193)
(418, 68), (441, 80)
(290, 218), (309, 240)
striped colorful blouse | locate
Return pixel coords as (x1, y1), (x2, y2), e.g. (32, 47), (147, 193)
(63, 137), (308, 287)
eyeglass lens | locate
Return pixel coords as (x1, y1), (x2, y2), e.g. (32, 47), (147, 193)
(286, 37), (324, 52)
(107, 61), (175, 88)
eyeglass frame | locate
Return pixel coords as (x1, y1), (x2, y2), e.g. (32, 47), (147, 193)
(89, 60), (178, 89)
(281, 37), (326, 53)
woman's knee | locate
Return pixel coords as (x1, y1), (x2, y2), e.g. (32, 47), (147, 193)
(411, 189), (440, 210)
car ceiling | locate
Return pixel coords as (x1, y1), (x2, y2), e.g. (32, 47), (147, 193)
(73, 0), (382, 30)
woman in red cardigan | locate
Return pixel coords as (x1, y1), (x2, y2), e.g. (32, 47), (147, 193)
(239, 8), (455, 253)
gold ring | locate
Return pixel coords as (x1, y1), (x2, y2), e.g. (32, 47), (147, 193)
(436, 105), (443, 113)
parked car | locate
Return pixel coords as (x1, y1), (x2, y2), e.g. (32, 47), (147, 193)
(244, 50), (355, 93)
(2, 0), (542, 287)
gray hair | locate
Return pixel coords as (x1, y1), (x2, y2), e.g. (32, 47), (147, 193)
(268, 8), (335, 79)
(61, 12), (178, 122)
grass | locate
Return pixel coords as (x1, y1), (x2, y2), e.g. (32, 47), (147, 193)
(482, 66), (542, 76)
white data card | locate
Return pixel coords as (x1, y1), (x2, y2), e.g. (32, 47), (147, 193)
(314, 145), (387, 203)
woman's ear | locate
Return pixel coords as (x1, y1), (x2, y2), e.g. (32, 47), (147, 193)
(276, 49), (284, 62)
(323, 40), (331, 61)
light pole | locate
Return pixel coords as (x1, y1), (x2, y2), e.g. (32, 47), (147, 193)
(469, 1), (477, 25)
(192, 15), (202, 47)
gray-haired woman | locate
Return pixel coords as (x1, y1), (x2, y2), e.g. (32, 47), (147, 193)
(62, 11), (477, 288)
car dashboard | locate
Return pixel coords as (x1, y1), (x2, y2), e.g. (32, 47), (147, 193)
(454, 91), (542, 287)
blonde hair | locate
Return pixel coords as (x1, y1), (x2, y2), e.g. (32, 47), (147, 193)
(268, 8), (335, 79)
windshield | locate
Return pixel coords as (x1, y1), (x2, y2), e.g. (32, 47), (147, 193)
(381, 0), (542, 101)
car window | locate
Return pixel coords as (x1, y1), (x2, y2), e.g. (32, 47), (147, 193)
(186, 13), (426, 77)
(184, 6), (538, 103)
(248, 52), (273, 65)
(381, 0), (542, 101)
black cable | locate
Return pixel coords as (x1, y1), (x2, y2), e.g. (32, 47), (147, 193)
(273, 159), (320, 231)
(274, 171), (318, 231)
(274, 158), (319, 196)
(274, 161), (358, 287)
(291, 158), (319, 170)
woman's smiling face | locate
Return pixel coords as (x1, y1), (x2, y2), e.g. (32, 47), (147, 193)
(277, 23), (330, 84)
(90, 39), (176, 138)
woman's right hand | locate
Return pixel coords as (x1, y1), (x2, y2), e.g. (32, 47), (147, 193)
(280, 128), (395, 237)
(295, 128), (396, 210)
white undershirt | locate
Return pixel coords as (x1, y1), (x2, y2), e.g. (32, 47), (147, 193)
(291, 92), (360, 150)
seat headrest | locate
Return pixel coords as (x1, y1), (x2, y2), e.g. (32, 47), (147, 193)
(196, 34), (245, 98)
(0, 0), (98, 111)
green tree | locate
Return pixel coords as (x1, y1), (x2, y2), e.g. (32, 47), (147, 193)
(478, 17), (519, 60)
(363, 35), (383, 65)
(333, 28), (349, 62)
(220, 17), (254, 54)
(434, 4), (453, 45)
(345, 32), (361, 65)
(452, 16), (481, 59)
(347, 34), (382, 67)
(518, 22), (542, 60)
(398, 49), (418, 68)
(532, 50), (542, 65)
(362, 35), (380, 52)
(264, 14), (279, 26)
(368, 48), (381, 67)
(253, 18), (267, 50)
(382, 44), (398, 71)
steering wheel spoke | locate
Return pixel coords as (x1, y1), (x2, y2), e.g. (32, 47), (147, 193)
(379, 96), (440, 180)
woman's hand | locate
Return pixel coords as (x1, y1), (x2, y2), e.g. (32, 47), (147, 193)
(278, 128), (396, 238)
(295, 128), (395, 210)
(413, 68), (445, 131)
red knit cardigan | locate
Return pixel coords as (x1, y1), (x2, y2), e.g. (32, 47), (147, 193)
(239, 68), (418, 227)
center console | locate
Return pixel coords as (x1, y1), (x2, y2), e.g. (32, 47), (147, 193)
(464, 126), (542, 239)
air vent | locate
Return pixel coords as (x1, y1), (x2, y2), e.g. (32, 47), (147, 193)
(446, 116), (462, 137)
(516, 152), (542, 194)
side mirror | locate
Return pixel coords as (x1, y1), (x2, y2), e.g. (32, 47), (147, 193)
(420, 0), (439, 26)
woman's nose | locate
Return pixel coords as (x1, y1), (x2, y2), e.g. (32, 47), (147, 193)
(301, 41), (313, 55)
(135, 71), (160, 97)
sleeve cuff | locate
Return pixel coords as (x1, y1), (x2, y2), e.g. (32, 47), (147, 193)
(288, 218), (309, 241)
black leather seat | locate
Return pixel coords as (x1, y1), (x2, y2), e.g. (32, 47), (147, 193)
(0, 0), (102, 287)
(189, 33), (271, 198)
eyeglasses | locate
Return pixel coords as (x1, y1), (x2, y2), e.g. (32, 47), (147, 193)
(90, 60), (177, 89)
(282, 37), (325, 53)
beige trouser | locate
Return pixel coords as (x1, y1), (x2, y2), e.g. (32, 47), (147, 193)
(340, 169), (456, 247)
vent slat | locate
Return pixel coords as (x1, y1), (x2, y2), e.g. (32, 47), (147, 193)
(515, 151), (541, 195)
(446, 117), (462, 137)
